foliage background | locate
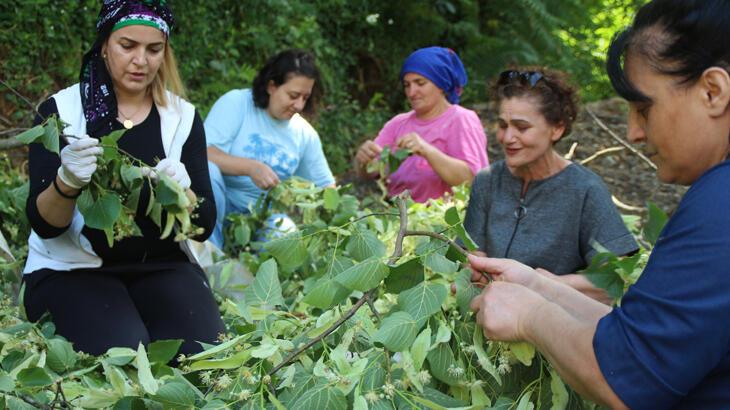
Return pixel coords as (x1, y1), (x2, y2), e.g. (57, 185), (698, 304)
(1, 0), (643, 175)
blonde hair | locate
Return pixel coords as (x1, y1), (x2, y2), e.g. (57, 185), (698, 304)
(150, 43), (186, 107)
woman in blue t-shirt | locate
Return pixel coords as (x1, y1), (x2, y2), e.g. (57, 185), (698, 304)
(205, 50), (335, 248)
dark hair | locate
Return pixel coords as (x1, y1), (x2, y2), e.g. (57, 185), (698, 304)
(607, 0), (730, 102)
(251, 49), (322, 116)
(491, 67), (579, 139)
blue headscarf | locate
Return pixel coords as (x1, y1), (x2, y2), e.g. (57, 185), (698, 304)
(399, 47), (468, 104)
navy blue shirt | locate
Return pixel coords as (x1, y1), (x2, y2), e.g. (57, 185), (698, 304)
(594, 160), (730, 409)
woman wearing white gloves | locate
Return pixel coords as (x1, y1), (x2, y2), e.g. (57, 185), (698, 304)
(23, 0), (224, 357)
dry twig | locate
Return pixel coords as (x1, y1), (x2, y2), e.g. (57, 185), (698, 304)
(266, 195), (410, 378)
(586, 109), (656, 170)
(580, 146), (625, 165)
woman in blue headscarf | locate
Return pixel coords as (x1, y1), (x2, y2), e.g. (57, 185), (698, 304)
(354, 46), (489, 202)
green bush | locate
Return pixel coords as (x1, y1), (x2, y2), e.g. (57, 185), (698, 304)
(1, 0), (642, 175)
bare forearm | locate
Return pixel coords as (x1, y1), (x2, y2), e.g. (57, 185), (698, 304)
(36, 176), (78, 227)
(525, 301), (627, 408)
(423, 148), (473, 186)
(207, 146), (254, 176)
(532, 274), (612, 321)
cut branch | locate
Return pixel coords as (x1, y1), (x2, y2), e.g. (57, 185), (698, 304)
(0, 137), (24, 150)
(586, 109), (656, 170)
(404, 230), (493, 282)
(579, 146), (625, 165)
(266, 195), (410, 379)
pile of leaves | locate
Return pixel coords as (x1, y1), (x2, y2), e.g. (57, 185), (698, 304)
(0, 174), (667, 409)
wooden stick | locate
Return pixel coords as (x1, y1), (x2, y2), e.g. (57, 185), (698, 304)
(266, 196), (410, 379)
(564, 142), (578, 160)
(586, 109), (656, 170)
(580, 146), (625, 165)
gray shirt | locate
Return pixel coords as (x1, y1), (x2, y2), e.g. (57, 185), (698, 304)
(464, 161), (638, 274)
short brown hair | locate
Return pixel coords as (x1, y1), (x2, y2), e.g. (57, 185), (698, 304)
(492, 67), (579, 138)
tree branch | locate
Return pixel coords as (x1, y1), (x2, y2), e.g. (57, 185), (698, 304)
(579, 146), (625, 165)
(0, 78), (44, 121)
(266, 195), (410, 379)
(586, 109), (656, 170)
(404, 229), (493, 282)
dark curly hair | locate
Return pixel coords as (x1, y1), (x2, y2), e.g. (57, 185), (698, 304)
(491, 67), (579, 139)
(251, 49), (322, 117)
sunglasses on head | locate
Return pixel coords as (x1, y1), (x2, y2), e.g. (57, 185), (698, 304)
(498, 70), (545, 87)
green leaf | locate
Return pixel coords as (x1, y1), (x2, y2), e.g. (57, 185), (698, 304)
(411, 327), (431, 371)
(264, 233), (308, 272)
(360, 361), (386, 391)
(455, 269), (481, 315)
(103, 360), (131, 395)
(5, 396), (39, 410)
(334, 257), (389, 291)
(244, 259), (284, 307)
(0, 371), (14, 392)
(185, 334), (247, 361)
(136, 343), (158, 395)
(147, 340), (183, 365)
(643, 202), (668, 246)
(152, 382), (196, 408)
(77, 191), (122, 231)
(113, 396), (147, 410)
(17, 366), (53, 387)
(444, 206), (460, 227)
(102, 129), (126, 145)
(510, 342), (536, 366)
(155, 174), (187, 212)
(46, 338), (78, 373)
(290, 382), (347, 410)
(384, 258), (424, 293)
(372, 311), (417, 351)
(346, 229), (387, 261)
(200, 400), (228, 410)
(41, 117), (61, 154)
(189, 349), (252, 371)
(120, 164), (143, 189)
(422, 252), (458, 275)
(444, 206), (478, 252)
(550, 369), (569, 410)
(14, 125), (45, 145)
(473, 325), (501, 386)
(582, 253), (624, 300)
(105, 347), (137, 366)
(397, 282), (447, 329)
(516, 389), (534, 410)
(427, 343), (460, 386)
(303, 276), (351, 309)
(420, 386), (468, 408)
(323, 187), (340, 211)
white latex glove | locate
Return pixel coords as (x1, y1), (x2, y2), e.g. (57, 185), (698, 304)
(143, 158), (191, 190)
(57, 135), (103, 189)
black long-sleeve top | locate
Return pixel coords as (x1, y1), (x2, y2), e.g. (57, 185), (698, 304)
(26, 98), (216, 265)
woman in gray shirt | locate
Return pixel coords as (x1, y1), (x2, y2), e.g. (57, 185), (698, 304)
(464, 68), (638, 304)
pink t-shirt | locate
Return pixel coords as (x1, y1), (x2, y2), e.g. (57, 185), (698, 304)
(374, 105), (489, 202)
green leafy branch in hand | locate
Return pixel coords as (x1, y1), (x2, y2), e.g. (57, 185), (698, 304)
(366, 146), (412, 199)
(15, 117), (202, 247)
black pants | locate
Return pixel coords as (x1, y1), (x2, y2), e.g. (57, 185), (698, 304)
(23, 261), (225, 357)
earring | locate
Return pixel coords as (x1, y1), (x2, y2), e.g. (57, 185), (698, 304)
(103, 53), (107, 59)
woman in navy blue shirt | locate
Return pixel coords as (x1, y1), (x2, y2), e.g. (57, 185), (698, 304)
(468, 0), (730, 408)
